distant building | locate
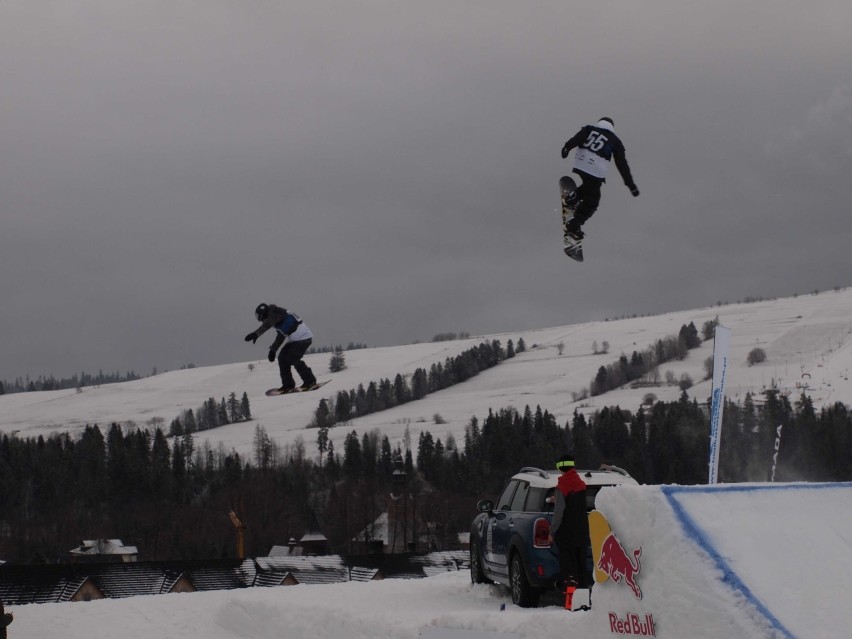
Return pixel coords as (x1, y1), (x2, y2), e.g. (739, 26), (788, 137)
(0, 552), (468, 604)
(268, 511), (331, 557)
(268, 538), (302, 558)
(354, 468), (427, 554)
(299, 511), (331, 555)
(69, 539), (138, 563)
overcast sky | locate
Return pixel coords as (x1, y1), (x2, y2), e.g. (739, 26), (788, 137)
(2, 1), (851, 382)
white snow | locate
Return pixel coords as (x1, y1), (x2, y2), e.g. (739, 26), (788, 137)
(3, 289), (852, 638)
(7, 483), (851, 638)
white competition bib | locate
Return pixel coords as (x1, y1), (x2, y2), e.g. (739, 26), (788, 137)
(573, 147), (610, 179)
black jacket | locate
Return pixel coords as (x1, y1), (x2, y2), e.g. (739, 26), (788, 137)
(562, 123), (636, 190)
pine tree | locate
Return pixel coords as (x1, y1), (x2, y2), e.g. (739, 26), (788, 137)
(184, 409), (197, 434)
(217, 398), (229, 426)
(316, 426), (329, 466)
(570, 412), (599, 468)
(240, 392), (252, 420)
(378, 378), (395, 410)
(417, 431), (436, 479)
(379, 436), (393, 478)
(227, 392), (241, 423)
(625, 409), (652, 483)
(592, 366), (608, 396)
(343, 430), (362, 478)
(329, 347), (347, 372)
(78, 425), (107, 506)
(334, 391), (352, 423)
(151, 428), (172, 500)
(361, 430), (378, 477)
(253, 425), (274, 470)
(106, 423), (128, 499)
(205, 398), (218, 430)
(393, 373), (411, 405)
(314, 399), (331, 429)
(354, 384), (368, 416)
(411, 368), (429, 400)
(593, 407), (631, 464)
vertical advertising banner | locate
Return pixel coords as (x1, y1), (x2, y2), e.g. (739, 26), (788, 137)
(708, 325), (731, 484)
(769, 424), (783, 481)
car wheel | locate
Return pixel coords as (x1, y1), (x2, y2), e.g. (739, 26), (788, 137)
(509, 553), (540, 608)
(470, 543), (490, 584)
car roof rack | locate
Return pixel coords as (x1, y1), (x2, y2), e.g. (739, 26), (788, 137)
(518, 466), (551, 479)
(598, 463), (631, 477)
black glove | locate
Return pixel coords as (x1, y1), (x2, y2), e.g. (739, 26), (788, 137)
(561, 144), (570, 159)
(630, 186), (640, 197)
(245, 332), (258, 343)
(268, 350), (276, 362)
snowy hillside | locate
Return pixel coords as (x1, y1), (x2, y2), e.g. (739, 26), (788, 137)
(2, 288), (852, 463)
(4, 289), (852, 639)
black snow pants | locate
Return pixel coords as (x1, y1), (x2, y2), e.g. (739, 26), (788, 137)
(277, 339), (315, 387)
(572, 171), (604, 226)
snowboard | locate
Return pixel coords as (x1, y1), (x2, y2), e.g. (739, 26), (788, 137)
(559, 175), (584, 262)
(265, 380), (330, 396)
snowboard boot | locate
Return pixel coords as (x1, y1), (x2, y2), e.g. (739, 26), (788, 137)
(564, 585), (576, 610)
(563, 191), (579, 210)
(565, 219), (585, 241)
(277, 385), (297, 394)
(299, 381), (318, 391)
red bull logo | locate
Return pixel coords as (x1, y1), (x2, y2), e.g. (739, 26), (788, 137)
(597, 531), (643, 599)
(608, 612), (656, 637)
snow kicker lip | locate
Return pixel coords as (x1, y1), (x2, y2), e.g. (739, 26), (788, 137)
(661, 484), (810, 639)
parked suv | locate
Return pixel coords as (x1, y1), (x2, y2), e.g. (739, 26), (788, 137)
(469, 465), (638, 607)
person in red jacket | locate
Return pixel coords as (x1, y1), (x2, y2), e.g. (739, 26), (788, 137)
(548, 454), (592, 609)
(560, 117), (639, 242)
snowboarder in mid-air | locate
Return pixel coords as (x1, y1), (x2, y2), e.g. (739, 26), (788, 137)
(245, 303), (318, 393)
(560, 117), (639, 245)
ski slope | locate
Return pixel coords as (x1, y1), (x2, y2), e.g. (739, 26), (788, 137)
(7, 483), (851, 639)
(2, 288), (852, 463)
(3, 291), (852, 638)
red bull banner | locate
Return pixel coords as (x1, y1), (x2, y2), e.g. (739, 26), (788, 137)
(591, 510), (656, 637)
(708, 325), (731, 484)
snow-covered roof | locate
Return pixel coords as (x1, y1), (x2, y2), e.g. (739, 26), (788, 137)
(70, 539), (138, 556)
(299, 532), (328, 542)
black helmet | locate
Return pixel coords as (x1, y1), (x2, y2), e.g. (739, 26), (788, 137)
(555, 454), (575, 471)
(255, 303), (269, 322)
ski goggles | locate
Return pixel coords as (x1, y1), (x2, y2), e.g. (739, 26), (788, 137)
(555, 460), (575, 471)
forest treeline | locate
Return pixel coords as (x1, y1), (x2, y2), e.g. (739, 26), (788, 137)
(0, 370), (142, 394)
(586, 321), (707, 397)
(1, 388), (849, 564)
(167, 392), (252, 436)
(308, 338), (525, 428)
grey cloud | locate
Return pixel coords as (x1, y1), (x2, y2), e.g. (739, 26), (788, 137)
(1, 1), (851, 381)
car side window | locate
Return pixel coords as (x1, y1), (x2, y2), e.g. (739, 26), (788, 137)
(586, 486), (603, 511)
(509, 481), (530, 512)
(495, 480), (519, 511)
(541, 487), (556, 513)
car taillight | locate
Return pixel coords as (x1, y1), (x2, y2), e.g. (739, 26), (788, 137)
(533, 517), (551, 548)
